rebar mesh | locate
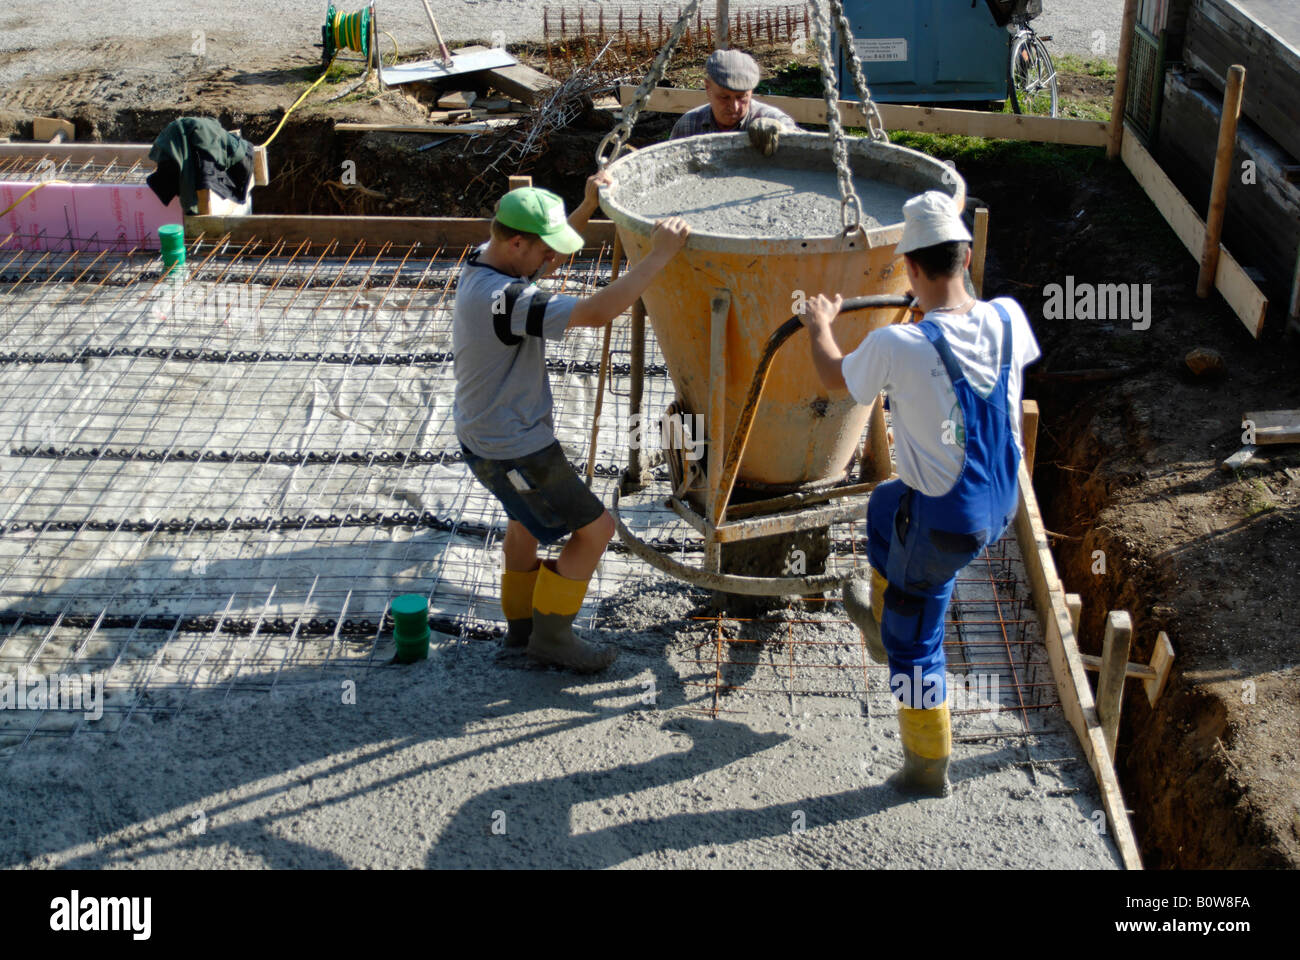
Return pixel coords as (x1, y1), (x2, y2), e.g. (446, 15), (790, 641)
(1, 236), (1057, 767)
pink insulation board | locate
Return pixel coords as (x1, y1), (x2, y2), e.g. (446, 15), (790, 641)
(1, 179), (183, 252)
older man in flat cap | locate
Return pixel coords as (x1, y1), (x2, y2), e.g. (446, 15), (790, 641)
(670, 49), (798, 155)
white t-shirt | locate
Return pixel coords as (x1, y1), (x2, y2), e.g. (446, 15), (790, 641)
(840, 297), (1041, 497)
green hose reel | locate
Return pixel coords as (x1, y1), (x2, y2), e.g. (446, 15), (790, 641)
(322, 5), (372, 63)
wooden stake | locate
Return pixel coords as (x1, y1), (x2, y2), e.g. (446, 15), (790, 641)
(706, 290), (732, 566)
(1107, 0), (1140, 160)
(252, 145), (270, 187)
(1066, 593), (1082, 637)
(859, 392), (892, 482)
(1098, 610), (1133, 761)
(1021, 399), (1039, 476)
(1144, 632), (1175, 706)
(507, 175), (532, 190)
(586, 234), (623, 486)
(970, 206), (989, 297)
(1198, 65), (1246, 298)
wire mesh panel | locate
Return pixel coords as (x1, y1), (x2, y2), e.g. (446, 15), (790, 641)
(1, 237), (1062, 770)
(1124, 23), (1166, 147)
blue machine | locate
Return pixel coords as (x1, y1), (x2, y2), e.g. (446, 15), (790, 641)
(832, 0), (1011, 103)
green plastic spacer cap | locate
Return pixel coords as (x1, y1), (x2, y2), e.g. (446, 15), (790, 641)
(390, 593), (430, 643)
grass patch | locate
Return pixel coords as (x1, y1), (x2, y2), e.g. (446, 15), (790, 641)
(886, 129), (1102, 175)
(1055, 53), (1117, 79)
(1243, 478), (1279, 518)
(755, 62), (824, 99)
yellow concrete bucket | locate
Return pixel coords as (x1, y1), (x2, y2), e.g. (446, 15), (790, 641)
(600, 131), (966, 492)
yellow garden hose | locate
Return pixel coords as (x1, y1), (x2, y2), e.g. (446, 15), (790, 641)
(0, 179), (73, 219)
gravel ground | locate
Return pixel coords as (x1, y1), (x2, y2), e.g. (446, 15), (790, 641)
(0, 1), (1123, 87)
(0, 584), (1122, 869)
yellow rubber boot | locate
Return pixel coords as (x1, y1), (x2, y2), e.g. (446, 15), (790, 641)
(526, 561), (617, 673)
(842, 566), (889, 664)
(501, 567), (539, 648)
(894, 701), (952, 798)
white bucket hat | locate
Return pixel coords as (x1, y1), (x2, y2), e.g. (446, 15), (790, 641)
(895, 190), (973, 256)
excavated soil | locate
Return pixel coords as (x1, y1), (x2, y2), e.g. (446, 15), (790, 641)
(949, 148), (1300, 869)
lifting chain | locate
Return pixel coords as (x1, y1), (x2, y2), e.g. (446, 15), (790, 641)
(828, 0), (890, 143)
(807, 0), (862, 234)
(594, 0), (702, 167)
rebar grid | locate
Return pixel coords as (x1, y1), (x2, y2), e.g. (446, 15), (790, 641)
(678, 533), (1058, 759)
(0, 238), (1060, 768)
(0, 240), (678, 754)
(0, 155), (153, 184)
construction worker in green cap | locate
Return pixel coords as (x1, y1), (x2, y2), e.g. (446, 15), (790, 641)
(453, 174), (690, 672)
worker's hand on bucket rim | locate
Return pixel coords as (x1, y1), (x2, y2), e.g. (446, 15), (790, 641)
(748, 117), (783, 157)
(800, 293), (844, 329)
(650, 217), (691, 257)
(585, 170), (614, 207)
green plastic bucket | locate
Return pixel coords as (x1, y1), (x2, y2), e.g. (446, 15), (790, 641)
(390, 594), (431, 663)
(158, 224), (186, 275)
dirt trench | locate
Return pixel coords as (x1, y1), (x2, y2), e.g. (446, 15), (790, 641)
(955, 148), (1300, 869)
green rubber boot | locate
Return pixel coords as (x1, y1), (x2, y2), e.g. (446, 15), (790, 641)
(842, 567), (888, 665)
(526, 562), (617, 673)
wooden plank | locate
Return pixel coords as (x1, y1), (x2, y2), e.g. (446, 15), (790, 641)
(184, 214), (617, 248)
(457, 45), (558, 105)
(1098, 611), (1134, 761)
(1145, 632), (1175, 706)
(1080, 653), (1158, 681)
(33, 118), (75, 143)
(0, 142), (152, 164)
(619, 86), (1109, 147)
(1121, 125), (1268, 337)
(1243, 409), (1300, 444)
(1021, 398), (1039, 475)
(437, 90), (476, 109)
(1012, 460), (1143, 868)
(334, 122), (499, 134)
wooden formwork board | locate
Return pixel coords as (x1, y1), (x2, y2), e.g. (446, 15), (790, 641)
(1012, 459), (1144, 869)
(618, 86), (1110, 147)
(0, 143), (152, 164)
(1120, 124), (1269, 337)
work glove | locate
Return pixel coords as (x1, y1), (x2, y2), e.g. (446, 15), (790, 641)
(748, 117), (783, 157)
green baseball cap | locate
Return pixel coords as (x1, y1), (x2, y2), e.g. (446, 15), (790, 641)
(496, 187), (585, 254)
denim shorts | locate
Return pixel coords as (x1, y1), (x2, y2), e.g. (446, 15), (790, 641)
(461, 440), (606, 545)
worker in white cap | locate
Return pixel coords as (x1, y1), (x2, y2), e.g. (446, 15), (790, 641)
(670, 49), (798, 155)
(798, 190), (1041, 796)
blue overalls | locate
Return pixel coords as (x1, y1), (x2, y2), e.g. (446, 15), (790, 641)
(866, 305), (1021, 709)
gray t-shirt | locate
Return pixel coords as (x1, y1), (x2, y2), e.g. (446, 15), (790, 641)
(669, 99), (798, 139)
(453, 242), (580, 459)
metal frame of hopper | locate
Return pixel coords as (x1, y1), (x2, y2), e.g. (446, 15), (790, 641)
(612, 293), (914, 596)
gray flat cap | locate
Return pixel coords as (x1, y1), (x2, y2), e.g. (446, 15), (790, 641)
(706, 49), (760, 91)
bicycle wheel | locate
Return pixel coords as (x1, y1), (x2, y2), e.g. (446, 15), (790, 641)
(1009, 33), (1058, 117)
